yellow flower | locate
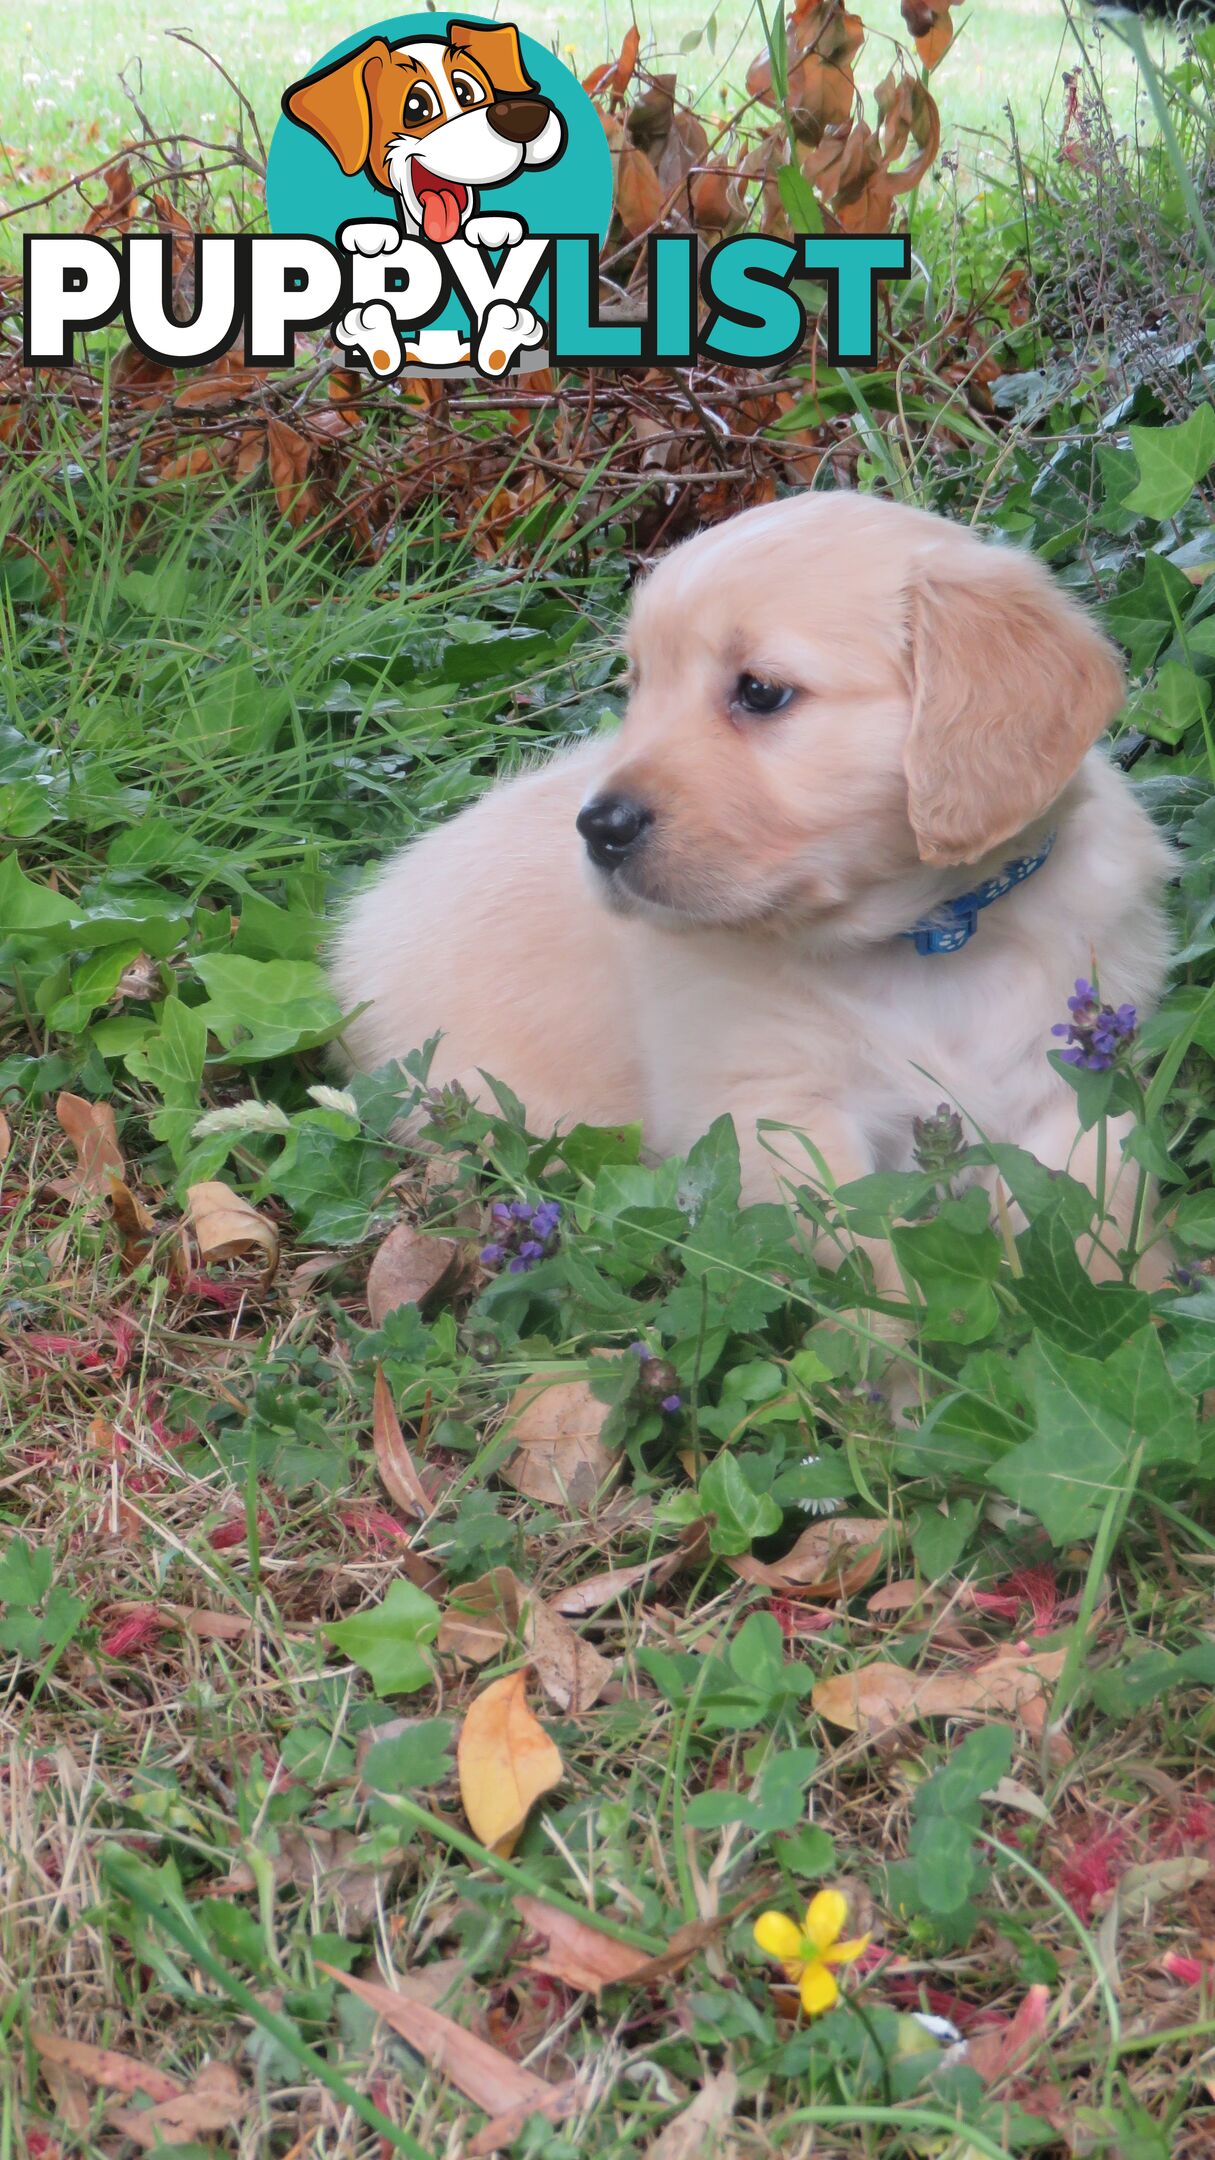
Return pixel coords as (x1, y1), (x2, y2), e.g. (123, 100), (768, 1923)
(753, 1888), (870, 2016)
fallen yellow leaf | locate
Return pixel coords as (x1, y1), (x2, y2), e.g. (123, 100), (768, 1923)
(457, 1667), (563, 1855)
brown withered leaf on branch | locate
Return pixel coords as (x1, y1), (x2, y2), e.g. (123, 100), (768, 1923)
(615, 145), (666, 237)
(110, 343), (175, 398)
(901, 0), (955, 69)
(813, 1644), (1068, 1737)
(372, 1364), (432, 1520)
(366, 1218), (459, 1324)
(83, 158), (135, 236)
(500, 1374), (618, 1511)
(457, 1668), (563, 1855)
(149, 189), (196, 275)
(0, 1108), (10, 1163)
(320, 1963), (574, 2130)
(747, 3), (864, 140)
(729, 1515), (885, 1601)
(186, 1179), (279, 1278)
(53, 1092), (124, 1197)
(173, 369), (265, 410)
(627, 73), (677, 157)
(613, 24), (641, 99)
(437, 1566), (612, 1712)
(266, 416), (316, 525)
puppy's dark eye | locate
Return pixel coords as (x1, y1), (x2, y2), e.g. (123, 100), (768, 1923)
(403, 85), (439, 124)
(734, 672), (794, 716)
(451, 72), (486, 109)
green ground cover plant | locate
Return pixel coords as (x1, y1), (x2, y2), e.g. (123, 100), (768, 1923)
(3, 6), (1215, 2158)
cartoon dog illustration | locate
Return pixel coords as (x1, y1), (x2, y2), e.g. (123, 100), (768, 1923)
(282, 19), (565, 376)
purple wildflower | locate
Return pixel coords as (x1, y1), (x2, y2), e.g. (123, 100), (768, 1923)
(661, 1393), (682, 1414)
(508, 1199), (535, 1222)
(630, 1340), (653, 1361)
(508, 1254), (532, 1274)
(490, 1202), (514, 1225)
(479, 1242), (506, 1267)
(517, 1240), (545, 1262)
(1052, 979), (1137, 1072)
(531, 1200), (562, 1240)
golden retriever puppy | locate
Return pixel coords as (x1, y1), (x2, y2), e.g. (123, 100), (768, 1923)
(332, 492), (1172, 1277)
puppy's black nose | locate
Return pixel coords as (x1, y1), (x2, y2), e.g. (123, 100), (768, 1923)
(577, 794), (653, 869)
(487, 97), (551, 144)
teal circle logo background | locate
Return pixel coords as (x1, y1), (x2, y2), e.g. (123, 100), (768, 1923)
(266, 15), (613, 248)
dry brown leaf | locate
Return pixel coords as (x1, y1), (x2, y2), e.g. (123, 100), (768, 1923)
(500, 1375), (618, 1511)
(458, 1668), (564, 1855)
(367, 1218), (459, 1324)
(514, 1894), (657, 1995)
(612, 24), (641, 98)
(373, 1365), (432, 1520)
(615, 145), (665, 236)
(645, 2069), (739, 2160)
(552, 1520), (711, 1616)
(186, 1180), (278, 1277)
(0, 1108), (10, 1162)
(109, 1177), (154, 1267)
(101, 1599), (260, 1642)
(54, 1092), (124, 1196)
(729, 1516), (885, 1601)
(266, 416), (315, 524)
(438, 1567), (611, 1712)
(516, 1895), (737, 1999)
(173, 370), (264, 410)
(108, 2061), (247, 2148)
(813, 1645), (1067, 1736)
(32, 2029), (182, 2104)
(320, 1963), (566, 2122)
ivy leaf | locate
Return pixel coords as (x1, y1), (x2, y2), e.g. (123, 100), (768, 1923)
(192, 954), (347, 1062)
(124, 996), (208, 1163)
(987, 1327), (1198, 1542)
(1124, 405), (1215, 521)
(325, 1580), (441, 1697)
(892, 1189), (1002, 1343)
(360, 1718), (456, 1793)
(0, 1535), (53, 1606)
(1012, 1207), (1149, 1356)
(1103, 554), (1194, 673)
(1130, 662), (1211, 748)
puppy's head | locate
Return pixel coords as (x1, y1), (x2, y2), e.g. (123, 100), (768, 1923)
(283, 21), (564, 237)
(578, 494), (1124, 928)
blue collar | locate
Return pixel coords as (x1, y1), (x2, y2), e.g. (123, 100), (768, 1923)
(901, 832), (1057, 956)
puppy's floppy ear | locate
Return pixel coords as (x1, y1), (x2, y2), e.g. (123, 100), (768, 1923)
(448, 18), (537, 96)
(903, 537), (1125, 866)
(282, 39), (391, 176)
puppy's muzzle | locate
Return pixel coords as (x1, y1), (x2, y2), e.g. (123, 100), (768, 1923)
(487, 97), (552, 144)
(577, 793), (654, 871)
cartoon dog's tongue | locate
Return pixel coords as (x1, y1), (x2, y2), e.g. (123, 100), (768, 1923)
(420, 187), (463, 243)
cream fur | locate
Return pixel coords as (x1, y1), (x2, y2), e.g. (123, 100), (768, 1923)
(331, 493), (1173, 1270)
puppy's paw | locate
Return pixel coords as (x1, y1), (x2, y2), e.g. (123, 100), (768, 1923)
(339, 220), (403, 258)
(463, 212), (527, 250)
(335, 301), (402, 378)
(475, 299), (545, 377)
